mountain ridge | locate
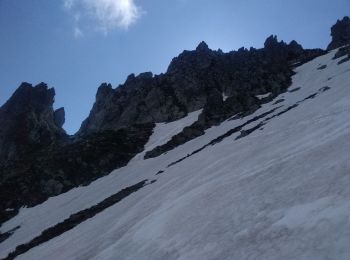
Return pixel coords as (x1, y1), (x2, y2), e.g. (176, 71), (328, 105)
(2, 44), (350, 259)
(0, 17), (349, 227)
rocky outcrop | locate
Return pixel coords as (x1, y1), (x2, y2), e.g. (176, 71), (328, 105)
(0, 84), (154, 224)
(328, 16), (350, 50)
(143, 37), (325, 159)
(80, 36), (322, 138)
(0, 82), (67, 163)
(78, 76), (180, 134)
(0, 123), (154, 222)
(54, 107), (65, 128)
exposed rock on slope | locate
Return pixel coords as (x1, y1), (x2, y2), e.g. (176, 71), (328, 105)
(0, 123), (153, 219)
(144, 37), (325, 159)
(0, 83), (67, 163)
(53, 107), (65, 128)
(328, 16), (350, 50)
(0, 85), (154, 224)
(80, 36), (324, 140)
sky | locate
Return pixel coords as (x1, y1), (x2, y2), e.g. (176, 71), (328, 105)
(0, 0), (349, 134)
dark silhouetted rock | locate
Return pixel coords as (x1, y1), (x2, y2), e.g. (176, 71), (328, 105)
(0, 82), (67, 162)
(288, 40), (303, 54)
(54, 107), (65, 128)
(328, 16), (350, 50)
(333, 45), (350, 60)
(264, 35), (283, 49)
(196, 41), (210, 52)
(0, 82), (154, 224)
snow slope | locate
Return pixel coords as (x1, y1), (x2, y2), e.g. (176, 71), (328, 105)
(2, 49), (350, 259)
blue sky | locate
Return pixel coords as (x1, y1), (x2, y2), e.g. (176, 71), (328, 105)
(0, 0), (349, 134)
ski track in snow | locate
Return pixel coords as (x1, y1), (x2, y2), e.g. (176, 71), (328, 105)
(2, 49), (350, 259)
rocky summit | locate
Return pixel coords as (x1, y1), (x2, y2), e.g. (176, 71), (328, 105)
(0, 83), (66, 163)
(328, 16), (350, 50)
(0, 17), (348, 236)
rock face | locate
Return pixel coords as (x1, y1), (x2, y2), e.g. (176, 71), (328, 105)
(0, 82), (67, 162)
(328, 16), (350, 50)
(0, 84), (154, 224)
(79, 36), (322, 137)
(54, 107), (65, 128)
(142, 38), (324, 159)
(0, 123), (154, 223)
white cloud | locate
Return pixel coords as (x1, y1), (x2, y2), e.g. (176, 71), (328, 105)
(72, 13), (83, 38)
(64, 0), (75, 9)
(64, 0), (141, 35)
(74, 26), (84, 38)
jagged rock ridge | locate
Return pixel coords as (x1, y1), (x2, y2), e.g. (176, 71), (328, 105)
(79, 36), (323, 138)
(0, 83), (67, 163)
(328, 16), (350, 50)
(0, 85), (153, 224)
(0, 18), (344, 224)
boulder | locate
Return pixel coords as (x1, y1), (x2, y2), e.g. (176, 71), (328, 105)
(54, 107), (65, 128)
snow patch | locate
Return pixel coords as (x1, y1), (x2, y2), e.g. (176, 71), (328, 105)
(256, 92), (272, 99)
